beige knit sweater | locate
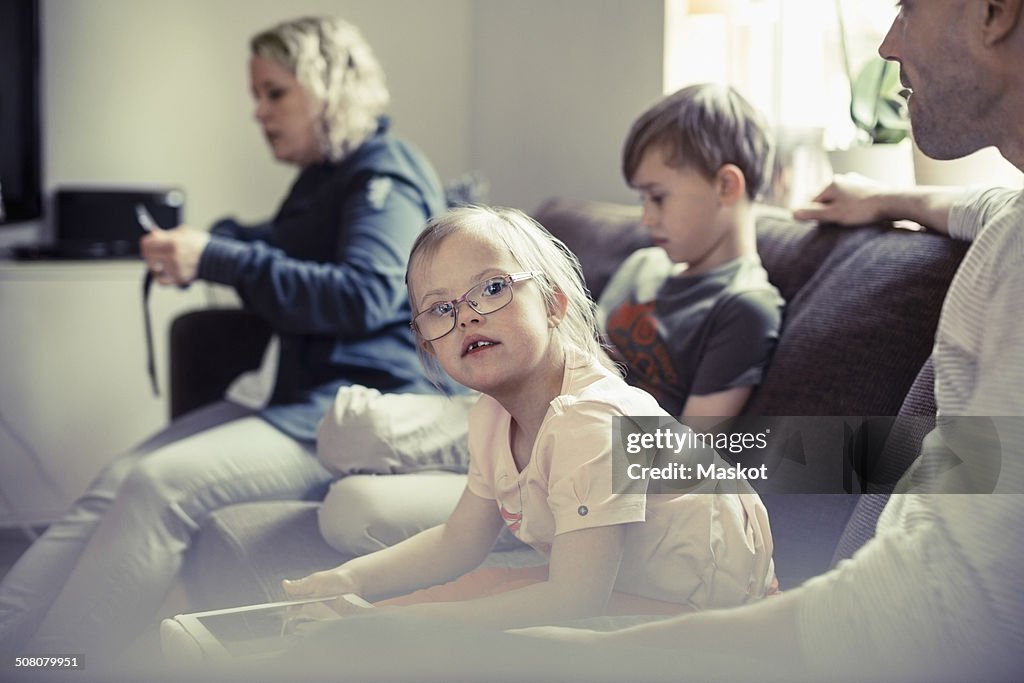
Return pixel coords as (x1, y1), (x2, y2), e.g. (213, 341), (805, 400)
(797, 187), (1024, 682)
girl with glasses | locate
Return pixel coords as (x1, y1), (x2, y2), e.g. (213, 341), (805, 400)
(283, 206), (774, 626)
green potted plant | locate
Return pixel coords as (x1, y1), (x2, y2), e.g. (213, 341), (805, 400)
(849, 56), (910, 145)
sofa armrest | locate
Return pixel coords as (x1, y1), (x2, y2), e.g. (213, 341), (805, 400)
(169, 309), (272, 419)
(183, 502), (348, 609)
(184, 501), (545, 608)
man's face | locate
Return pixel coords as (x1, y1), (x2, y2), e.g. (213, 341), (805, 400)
(879, 0), (998, 160)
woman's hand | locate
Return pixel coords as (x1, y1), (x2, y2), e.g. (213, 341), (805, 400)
(792, 173), (889, 225)
(140, 225), (210, 286)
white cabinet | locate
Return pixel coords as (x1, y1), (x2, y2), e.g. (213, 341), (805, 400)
(0, 259), (209, 525)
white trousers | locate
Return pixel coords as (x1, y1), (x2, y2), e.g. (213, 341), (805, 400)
(0, 401), (330, 659)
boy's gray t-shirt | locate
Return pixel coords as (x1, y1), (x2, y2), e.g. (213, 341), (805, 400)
(597, 247), (783, 417)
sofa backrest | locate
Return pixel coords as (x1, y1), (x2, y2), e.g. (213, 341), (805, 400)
(533, 197), (651, 299)
(533, 196), (968, 418)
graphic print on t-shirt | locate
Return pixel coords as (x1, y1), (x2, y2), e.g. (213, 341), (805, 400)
(605, 301), (680, 411)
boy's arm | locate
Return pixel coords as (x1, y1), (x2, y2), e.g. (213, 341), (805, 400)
(283, 487), (503, 601)
(681, 386), (752, 421)
(684, 288), (781, 424)
(792, 173), (963, 235)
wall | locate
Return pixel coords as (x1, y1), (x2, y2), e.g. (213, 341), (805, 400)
(0, 0), (668, 522)
(3, 0), (664, 244)
(469, 0), (664, 211)
(38, 0), (472, 239)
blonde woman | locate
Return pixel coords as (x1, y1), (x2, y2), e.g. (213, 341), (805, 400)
(0, 16), (444, 659)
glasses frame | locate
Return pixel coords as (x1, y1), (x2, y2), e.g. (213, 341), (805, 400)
(411, 270), (541, 342)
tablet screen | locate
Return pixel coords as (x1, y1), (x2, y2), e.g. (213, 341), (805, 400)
(194, 599), (341, 658)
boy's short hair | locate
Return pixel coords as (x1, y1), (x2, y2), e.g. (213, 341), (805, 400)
(622, 84), (774, 201)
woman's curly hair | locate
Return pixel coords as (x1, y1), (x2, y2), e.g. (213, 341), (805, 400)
(251, 17), (390, 161)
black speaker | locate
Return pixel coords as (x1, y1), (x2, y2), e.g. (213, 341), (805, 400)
(53, 186), (185, 258)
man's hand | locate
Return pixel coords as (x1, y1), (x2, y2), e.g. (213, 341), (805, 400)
(140, 225), (210, 286)
(792, 173), (889, 225)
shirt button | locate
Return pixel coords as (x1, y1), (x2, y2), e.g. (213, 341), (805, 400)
(577, 505), (589, 516)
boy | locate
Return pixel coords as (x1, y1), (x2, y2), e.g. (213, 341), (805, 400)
(600, 83), (782, 419)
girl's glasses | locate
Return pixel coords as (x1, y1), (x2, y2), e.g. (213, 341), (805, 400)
(411, 271), (541, 342)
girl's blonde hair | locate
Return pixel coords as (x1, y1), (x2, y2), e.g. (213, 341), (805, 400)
(406, 206), (619, 387)
(251, 16), (390, 162)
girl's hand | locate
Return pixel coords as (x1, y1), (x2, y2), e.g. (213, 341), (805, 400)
(283, 569), (375, 617)
(792, 173), (888, 225)
(282, 565), (362, 601)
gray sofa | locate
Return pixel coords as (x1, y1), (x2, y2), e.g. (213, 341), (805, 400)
(173, 197), (967, 610)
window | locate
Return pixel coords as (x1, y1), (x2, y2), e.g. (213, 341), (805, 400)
(664, 0), (899, 150)
(664, 0), (1023, 195)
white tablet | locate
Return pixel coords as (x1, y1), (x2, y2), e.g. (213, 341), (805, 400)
(160, 594), (372, 661)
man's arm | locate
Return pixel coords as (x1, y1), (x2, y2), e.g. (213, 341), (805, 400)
(518, 495), (1018, 682)
(793, 173), (964, 234)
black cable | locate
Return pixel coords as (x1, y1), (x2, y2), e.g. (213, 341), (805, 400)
(142, 270), (160, 396)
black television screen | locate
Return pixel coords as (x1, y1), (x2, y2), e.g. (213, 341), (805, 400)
(0, 0), (43, 225)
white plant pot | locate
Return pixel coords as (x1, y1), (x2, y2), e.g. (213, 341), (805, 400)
(827, 139), (916, 187)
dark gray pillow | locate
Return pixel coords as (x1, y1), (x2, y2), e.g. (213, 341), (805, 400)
(747, 227), (966, 417)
